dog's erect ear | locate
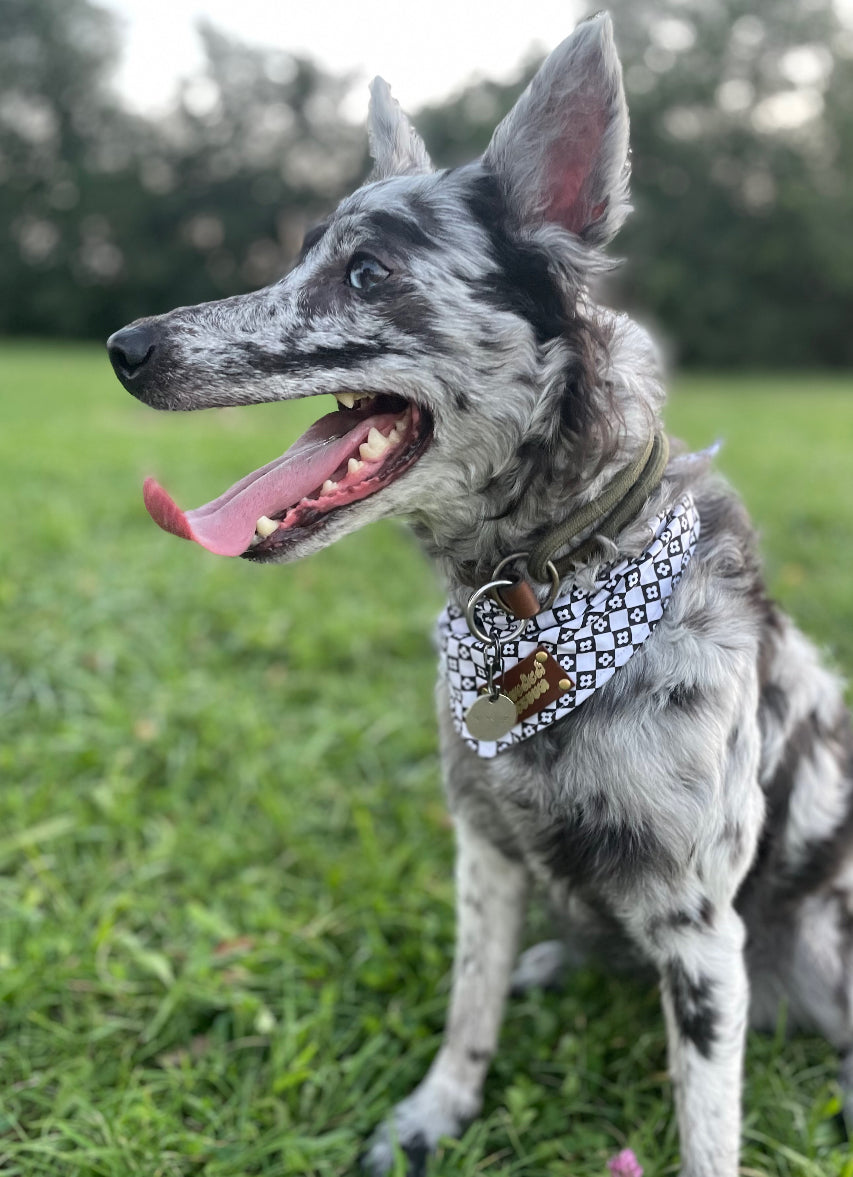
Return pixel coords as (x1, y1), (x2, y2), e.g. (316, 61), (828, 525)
(367, 77), (433, 179)
(483, 13), (629, 245)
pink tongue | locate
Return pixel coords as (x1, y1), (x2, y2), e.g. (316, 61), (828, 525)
(144, 409), (376, 556)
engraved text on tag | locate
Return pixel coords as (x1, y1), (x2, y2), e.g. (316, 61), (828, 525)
(495, 647), (573, 725)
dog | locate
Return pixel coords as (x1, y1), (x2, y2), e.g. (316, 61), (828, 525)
(106, 14), (853, 1175)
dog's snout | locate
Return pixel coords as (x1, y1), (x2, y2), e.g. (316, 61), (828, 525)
(107, 323), (158, 382)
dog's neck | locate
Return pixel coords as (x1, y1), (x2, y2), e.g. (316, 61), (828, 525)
(412, 444), (653, 602)
(411, 312), (669, 604)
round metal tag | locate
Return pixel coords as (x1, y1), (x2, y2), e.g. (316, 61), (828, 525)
(465, 692), (518, 741)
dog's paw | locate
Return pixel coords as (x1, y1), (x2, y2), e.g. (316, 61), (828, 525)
(360, 1126), (430, 1177)
(510, 939), (568, 995)
(361, 1079), (477, 1176)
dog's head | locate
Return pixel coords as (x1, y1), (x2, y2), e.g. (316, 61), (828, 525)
(108, 15), (639, 567)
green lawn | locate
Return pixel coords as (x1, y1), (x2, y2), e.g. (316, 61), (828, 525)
(1, 342), (852, 1177)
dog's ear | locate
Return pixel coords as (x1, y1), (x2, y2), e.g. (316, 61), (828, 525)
(483, 13), (629, 245)
(367, 77), (433, 179)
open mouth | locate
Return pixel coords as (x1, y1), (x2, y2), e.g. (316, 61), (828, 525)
(143, 393), (433, 559)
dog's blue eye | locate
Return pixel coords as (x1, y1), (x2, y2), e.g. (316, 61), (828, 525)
(347, 254), (390, 291)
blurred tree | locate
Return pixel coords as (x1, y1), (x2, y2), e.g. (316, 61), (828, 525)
(413, 59), (538, 166)
(608, 0), (853, 366)
(416, 0), (853, 367)
(1, 0), (852, 367)
(0, 0), (137, 335)
(98, 22), (365, 326)
(0, 1), (363, 339)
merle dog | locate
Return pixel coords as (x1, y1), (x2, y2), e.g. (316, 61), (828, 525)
(107, 15), (853, 1175)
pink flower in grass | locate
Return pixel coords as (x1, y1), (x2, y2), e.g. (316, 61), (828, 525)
(607, 1148), (643, 1177)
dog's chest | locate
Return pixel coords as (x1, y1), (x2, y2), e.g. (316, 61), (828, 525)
(449, 640), (726, 899)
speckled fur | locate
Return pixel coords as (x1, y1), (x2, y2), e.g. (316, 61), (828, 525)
(110, 16), (853, 1176)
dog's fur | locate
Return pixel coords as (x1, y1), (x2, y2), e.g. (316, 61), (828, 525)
(108, 16), (853, 1175)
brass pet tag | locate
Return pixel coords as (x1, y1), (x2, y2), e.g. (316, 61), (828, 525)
(465, 690), (518, 741)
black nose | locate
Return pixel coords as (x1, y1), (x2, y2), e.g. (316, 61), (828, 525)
(107, 322), (158, 381)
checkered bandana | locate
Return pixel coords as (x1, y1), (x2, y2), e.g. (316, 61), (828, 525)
(438, 494), (700, 758)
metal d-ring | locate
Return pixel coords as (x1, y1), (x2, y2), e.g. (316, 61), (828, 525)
(464, 578), (527, 645)
(490, 551), (562, 614)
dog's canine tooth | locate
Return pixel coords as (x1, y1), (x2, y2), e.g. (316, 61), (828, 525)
(255, 515), (278, 538)
(320, 479), (338, 496)
(359, 427), (391, 461)
(336, 392), (376, 408)
(347, 458), (364, 475)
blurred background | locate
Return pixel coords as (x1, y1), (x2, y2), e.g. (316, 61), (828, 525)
(3, 0), (853, 364)
(2, 3), (853, 1174)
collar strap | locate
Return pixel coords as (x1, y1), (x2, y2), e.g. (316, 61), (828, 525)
(526, 431), (670, 583)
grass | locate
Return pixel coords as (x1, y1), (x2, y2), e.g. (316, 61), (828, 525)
(1, 341), (852, 1177)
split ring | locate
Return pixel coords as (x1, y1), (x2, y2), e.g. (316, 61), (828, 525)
(464, 578), (527, 645)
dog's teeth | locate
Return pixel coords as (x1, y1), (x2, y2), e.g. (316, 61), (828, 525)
(359, 427), (391, 461)
(348, 458), (364, 475)
(336, 392), (377, 409)
(255, 515), (278, 538)
(320, 479), (338, 496)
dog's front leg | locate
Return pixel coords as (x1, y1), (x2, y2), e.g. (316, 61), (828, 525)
(362, 815), (528, 1176)
(633, 902), (749, 1177)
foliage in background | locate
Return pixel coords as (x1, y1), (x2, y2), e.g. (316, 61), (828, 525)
(417, 0), (853, 367)
(2, 0), (853, 364)
(0, 0), (363, 337)
(1, 347), (852, 1174)
(614, 0), (853, 367)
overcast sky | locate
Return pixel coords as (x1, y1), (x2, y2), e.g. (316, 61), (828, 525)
(102, 0), (585, 118)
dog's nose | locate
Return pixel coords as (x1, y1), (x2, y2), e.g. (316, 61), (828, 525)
(107, 323), (157, 380)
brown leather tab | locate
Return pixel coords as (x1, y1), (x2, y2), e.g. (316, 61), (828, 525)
(495, 647), (573, 724)
(494, 578), (540, 619)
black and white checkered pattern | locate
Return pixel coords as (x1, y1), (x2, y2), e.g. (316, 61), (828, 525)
(438, 495), (700, 758)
